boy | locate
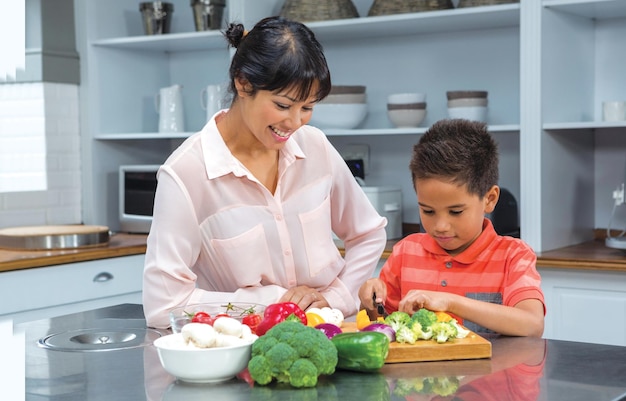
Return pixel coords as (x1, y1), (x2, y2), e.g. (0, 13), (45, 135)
(359, 119), (545, 336)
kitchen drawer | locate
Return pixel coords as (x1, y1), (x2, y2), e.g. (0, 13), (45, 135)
(0, 254), (144, 321)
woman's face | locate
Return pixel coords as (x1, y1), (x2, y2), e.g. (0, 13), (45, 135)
(236, 79), (318, 150)
(415, 177), (498, 255)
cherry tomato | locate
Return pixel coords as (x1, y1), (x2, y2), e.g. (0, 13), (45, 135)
(242, 313), (262, 334)
(191, 311), (214, 325)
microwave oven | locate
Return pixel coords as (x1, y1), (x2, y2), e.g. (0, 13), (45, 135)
(119, 164), (160, 233)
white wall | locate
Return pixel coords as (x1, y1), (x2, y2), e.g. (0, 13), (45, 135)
(0, 82), (82, 228)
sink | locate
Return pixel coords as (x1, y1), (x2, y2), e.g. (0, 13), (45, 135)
(38, 327), (162, 352)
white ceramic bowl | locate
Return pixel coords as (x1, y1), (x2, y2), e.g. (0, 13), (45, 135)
(447, 106), (488, 122)
(154, 333), (254, 383)
(446, 90), (488, 100)
(447, 98), (488, 108)
(387, 92), (426, 104)
(310, 103), (368, 129)
(169, 302), (265, 333)
(388, 109), (427, 128)
(320, 93), (367, 104)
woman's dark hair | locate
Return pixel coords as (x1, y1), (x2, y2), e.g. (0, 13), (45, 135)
(409, 119), (499, 198)
(223, 16), (331, 103)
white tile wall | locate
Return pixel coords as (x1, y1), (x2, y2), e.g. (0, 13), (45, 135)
(0, 82), (82, 229)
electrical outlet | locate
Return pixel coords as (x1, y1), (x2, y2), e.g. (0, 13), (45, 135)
(341, 144), (370, 176)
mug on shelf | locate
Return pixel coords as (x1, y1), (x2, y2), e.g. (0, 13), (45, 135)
(602, 101), (626, 122)
(155, 84), (185, 133)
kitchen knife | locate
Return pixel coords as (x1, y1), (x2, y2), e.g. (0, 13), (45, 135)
(372, 292), (388, 318)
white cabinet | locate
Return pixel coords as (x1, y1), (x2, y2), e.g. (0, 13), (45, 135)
(540, 266), (626, 346)
(75, 0), (626, 253)
(0, 255), (144, 324)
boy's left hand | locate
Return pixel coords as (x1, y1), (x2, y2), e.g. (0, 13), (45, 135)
(399, 289), (451, 315)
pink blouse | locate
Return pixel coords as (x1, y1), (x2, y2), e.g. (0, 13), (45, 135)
(142, 115), (387, 328)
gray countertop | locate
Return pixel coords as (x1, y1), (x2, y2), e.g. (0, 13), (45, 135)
(19, 304), (626, 401)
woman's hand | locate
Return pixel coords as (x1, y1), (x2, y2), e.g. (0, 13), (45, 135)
(279, 285), (328, 311)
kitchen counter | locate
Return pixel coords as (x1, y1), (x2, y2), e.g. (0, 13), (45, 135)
(1, 231), (624, 274)
(0, 233), (147, 272)
(19, 303), (626, 401)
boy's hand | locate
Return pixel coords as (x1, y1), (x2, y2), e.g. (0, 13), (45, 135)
(399, 289), (451, 315)
(358, 278), (387, 311)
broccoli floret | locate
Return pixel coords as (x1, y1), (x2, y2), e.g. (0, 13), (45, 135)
(407, 317), (433, 341)
(384, 311), (411, 332)
(430, 321), (458, 343)
(395, 325), (417, 344)
(247, 320), (338, 388)
(411, 308), (437, 331)
(288, 359), (319, 387)
(450, 319), (470, 338)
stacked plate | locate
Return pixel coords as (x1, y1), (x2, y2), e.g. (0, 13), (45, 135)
(311, 85), (368, 129)
(446, 90), (488, 122)
(387, 92), (427, 128)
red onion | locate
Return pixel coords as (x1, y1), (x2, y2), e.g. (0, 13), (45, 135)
(315, 323), (343, 339)
(360, 323), (396, 342)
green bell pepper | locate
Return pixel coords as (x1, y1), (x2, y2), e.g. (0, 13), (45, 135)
(331, 331), (390, 372)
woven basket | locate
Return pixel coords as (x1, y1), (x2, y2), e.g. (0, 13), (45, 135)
(457, 0), (518, 7)
(368, 0), (454, 16)
(279, 0), (359, 22)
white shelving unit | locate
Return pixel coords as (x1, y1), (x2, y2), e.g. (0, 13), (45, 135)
(75, 0), (625, 253)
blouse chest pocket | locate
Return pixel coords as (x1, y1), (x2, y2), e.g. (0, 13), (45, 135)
(209, 224), (275, 287)
(299, 196), (341, 277)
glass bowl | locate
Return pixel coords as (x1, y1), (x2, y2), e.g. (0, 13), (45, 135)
(168, 302), (265, 333)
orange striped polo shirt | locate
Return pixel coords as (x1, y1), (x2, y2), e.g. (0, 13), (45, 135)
(379, 218), (545, 332)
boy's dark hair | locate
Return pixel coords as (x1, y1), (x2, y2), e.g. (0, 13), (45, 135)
(409, 119), (499, 198)
(224, 16), (331, 103)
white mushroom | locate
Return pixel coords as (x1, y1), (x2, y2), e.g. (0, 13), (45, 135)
(212, 316), (244, 337)
(181, 322), (217, 348)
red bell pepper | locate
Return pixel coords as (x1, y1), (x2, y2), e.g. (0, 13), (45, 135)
(255, 302), (308, 336)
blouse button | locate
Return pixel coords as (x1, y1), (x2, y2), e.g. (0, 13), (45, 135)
(441, 280), (447, 287)
(445, 262), (453, 269)
(276, 214), (283, 221)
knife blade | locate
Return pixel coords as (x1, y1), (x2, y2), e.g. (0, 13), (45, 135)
(372, 292), (388, 317)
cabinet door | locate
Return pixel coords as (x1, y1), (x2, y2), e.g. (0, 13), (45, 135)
(0, 255), (144, 324)
(540, 267), (626, 346)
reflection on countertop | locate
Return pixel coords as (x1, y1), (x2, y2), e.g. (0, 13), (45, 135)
(19, 304), (626, 401)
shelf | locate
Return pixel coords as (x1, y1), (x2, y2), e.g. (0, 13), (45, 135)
(325, 124), (520, 136)
(94, 125), (520, 140)
(543, 0), (626, 20)
(91, 4), (520, 53)
(543, 121), (626, 131)
(92, 31), (228, 52)
(95, 132), (194, 140)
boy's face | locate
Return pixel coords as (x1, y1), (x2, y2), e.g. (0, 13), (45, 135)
(415, 178), (499, 256)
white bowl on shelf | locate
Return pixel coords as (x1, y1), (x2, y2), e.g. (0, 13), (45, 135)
(387, 92), (426, 104)
(447, 106), (487, 122)
(388, 109), (427, 128)
(310, 103), (368, 129)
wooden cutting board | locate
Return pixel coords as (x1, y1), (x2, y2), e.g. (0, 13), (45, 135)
(341, 322), (492, 363)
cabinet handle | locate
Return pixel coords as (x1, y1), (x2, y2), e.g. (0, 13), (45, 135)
(93, 272), (114, 282)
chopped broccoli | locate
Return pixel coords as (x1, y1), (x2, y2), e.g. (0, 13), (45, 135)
(450, 319), (470, 338)
(411, 308), (437, 331)
(431, 376), (460, 396)
(407, 317), (433, 340)
(395, 325), (417, 344)
(430, 321), (458, 343)
(247, 320), (338, 388)
(384, 311), (411, 332)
